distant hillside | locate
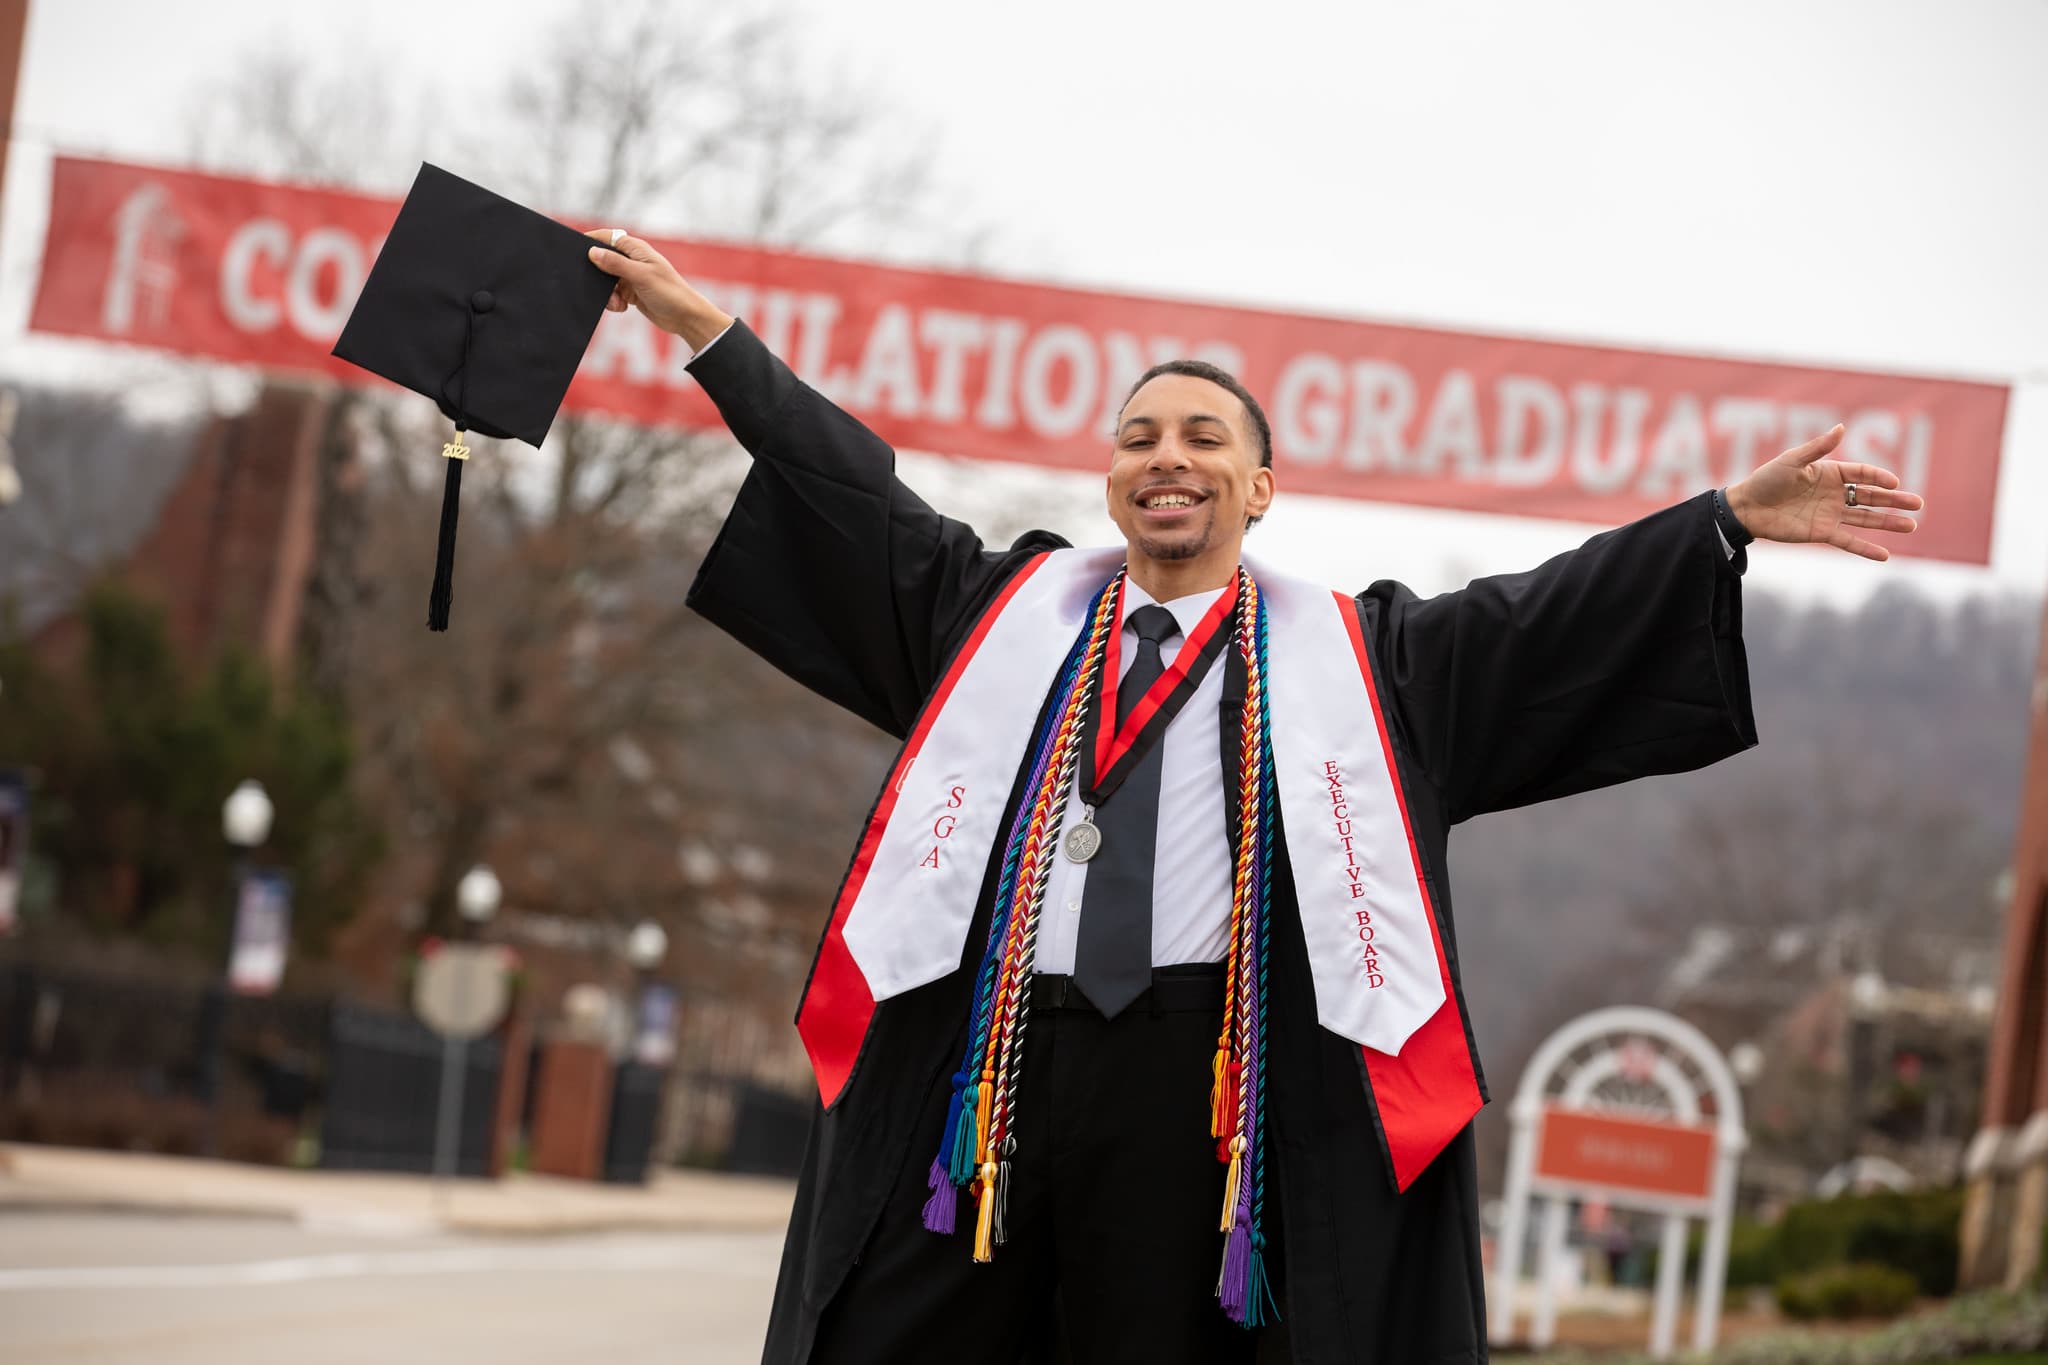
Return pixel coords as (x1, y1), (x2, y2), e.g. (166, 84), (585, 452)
(1448, 581), (2037, 1076)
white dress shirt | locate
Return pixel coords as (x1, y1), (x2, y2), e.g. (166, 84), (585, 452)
(1032, 582), (1235, 974)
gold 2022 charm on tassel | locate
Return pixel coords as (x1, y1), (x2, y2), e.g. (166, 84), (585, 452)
(441, 437), (471, 461)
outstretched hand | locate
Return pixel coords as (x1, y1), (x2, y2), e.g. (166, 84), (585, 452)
(583, 229), (732, 353)
(1726, 425), (1925, 562)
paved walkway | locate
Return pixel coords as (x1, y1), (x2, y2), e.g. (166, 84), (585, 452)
(0, 1143), (795, 1236)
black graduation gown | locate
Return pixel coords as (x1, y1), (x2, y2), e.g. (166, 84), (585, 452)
(684, 321), (1758, 1365)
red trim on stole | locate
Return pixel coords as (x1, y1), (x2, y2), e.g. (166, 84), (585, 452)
(797, 553), (1055, 1110)
(1333, 591), (1485, 1191)
(1092, 572), (1239, 781)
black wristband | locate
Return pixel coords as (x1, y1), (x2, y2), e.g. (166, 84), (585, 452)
(1711, 487), (1754, 549)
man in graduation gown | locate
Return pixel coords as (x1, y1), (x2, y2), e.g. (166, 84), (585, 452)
(587, 231), (1923, 1365)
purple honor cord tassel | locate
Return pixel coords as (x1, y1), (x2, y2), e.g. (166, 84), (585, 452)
(1221, 991), (1262, 1323)
(1219, 1198), (1254, 1321)
(921, 1156), (957, 1235)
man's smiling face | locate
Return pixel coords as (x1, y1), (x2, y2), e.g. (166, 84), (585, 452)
(1108, 372), (1275, 575)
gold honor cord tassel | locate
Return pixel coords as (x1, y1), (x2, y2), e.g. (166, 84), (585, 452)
(974, 1070), (995, 1162)
(1220, 1135), (1245, 1232)
(973, 1161), (999, 1262)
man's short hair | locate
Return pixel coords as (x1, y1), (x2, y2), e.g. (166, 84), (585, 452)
(1119, 359), (1273, 470)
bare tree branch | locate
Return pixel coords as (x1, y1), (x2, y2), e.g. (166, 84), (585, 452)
(166, 4), (972, 1050)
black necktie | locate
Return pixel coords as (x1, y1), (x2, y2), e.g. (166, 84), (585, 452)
(1074, 603), (1181, 1019)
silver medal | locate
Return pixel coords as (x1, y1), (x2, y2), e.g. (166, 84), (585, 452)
(1063, 815), (1102, 863)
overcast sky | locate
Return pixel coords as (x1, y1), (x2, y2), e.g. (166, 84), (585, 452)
(6, 0), (2046, 606)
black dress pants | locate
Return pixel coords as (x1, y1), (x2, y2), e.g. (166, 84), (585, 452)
(810, 966), (1271, 1365)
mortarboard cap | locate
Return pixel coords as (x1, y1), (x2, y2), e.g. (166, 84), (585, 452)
(332, 163), (618, 630)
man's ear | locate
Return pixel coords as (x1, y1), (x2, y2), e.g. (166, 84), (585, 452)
(1246, 465), (1276, 521)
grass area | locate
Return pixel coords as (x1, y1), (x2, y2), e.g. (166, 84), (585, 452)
(1529, 1287), (2046, 1364)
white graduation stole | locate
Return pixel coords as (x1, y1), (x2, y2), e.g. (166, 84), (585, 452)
(808, 549), (1447, 1070)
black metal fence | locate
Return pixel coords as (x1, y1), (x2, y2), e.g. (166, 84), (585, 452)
(0, 958), (805, 1179)
(725, 1082), (813, 1177)
(603, 1060), (666, 1183)
(320, 1001), (501, 1176)
(0, 960), (329, 1162)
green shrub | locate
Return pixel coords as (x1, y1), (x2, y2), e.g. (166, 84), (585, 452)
(1666, 1215), (1781, 1288)
(1672, 1189), (1963, 1296)
(1726, 1215), (1781, 1288)
(1769, 1187), (1964, 1296)
(1845, 1195), (1961, 1297)
(1771, 1194), (1857, 1276)
(1775, 1262), (1920, 1321)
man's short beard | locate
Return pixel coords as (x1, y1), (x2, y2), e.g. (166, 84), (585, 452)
(1131, 504), (1219, 563)
(1135, 531), (1208, 562)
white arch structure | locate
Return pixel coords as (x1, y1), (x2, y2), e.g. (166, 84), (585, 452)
(1491, 1006), (1747, 1359)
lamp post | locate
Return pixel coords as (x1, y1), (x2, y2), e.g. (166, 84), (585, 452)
(223, 779), (275, 851)
(1728, 1041), (1763, 1212)
(456, 864), (502, 936)
(223, 782), (285, 997)
(1845, 971), (1889, 1166)
(202, 780), (274, 1157)
(429, 864), (500, 1183)
(605, 918), (674, 1184)
(627, 919), (668, 973)
(626, 919), (671, 1065)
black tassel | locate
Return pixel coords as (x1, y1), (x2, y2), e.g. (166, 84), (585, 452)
(432, 302), (484, 634)
(427, 449), (464, 631)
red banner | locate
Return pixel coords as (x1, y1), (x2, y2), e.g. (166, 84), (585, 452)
(31, 155), (2007, 563)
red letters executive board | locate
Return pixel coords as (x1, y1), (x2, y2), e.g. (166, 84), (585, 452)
(31, 155), (2007, 563)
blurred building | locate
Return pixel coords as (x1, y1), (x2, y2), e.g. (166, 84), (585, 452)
(5, 381), (332, 677)
(1655, 915), (1999, 1213)
(1961, 595), (2048, 1290)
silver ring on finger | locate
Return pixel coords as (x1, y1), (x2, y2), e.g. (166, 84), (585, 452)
(610, 228), (626, 247)
(1845, 483), (1859, 508)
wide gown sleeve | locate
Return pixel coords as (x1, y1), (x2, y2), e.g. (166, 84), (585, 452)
(683, 321), (1061, 739)
(1364, 492), (1758, 824)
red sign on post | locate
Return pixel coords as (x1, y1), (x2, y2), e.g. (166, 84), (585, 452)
(29, 155), (2010, 563)
(1534, 1105), (1718, 1203)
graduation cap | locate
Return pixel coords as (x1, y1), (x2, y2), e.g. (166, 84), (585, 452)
(333, 164), (618, 630)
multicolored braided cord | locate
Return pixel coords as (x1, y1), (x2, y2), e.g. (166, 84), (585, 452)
(922, 569), (1279, 1329)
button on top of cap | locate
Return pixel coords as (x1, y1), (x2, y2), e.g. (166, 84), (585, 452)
(469, 289), (496, 314)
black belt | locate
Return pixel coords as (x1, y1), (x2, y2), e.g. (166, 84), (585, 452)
(1031, 964), (1226, 1013)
